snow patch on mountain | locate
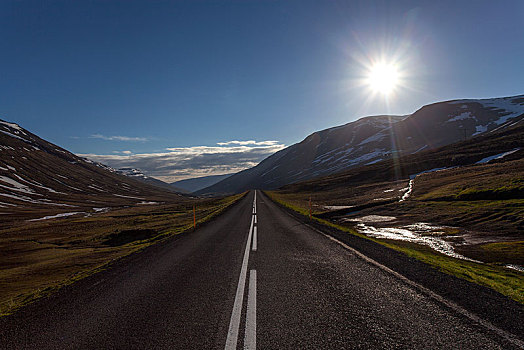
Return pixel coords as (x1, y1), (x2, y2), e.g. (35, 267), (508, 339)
(0, 192), (74, 206)
(117, 167), (149, 179)
(411, 145), (428, 154)
(0, 129), (28, 142)
(29, 212), (84, 221)
(358, 131), (387, 145)
(114, 194), (145, 200)
(475, 148), (521, 164)
(0, 121), (23, 131)
(474, 125), (489, 135)
(0, 175), (37, 195)
(447, 112), (477, 123)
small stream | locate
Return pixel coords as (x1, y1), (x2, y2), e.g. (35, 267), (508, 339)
(354, 221), (481, 262)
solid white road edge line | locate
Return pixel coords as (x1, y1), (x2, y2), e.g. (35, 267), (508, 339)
(244, 269), (257, 350)
(224, 214), (254, 350)
(267, 191), (524, 348)
(316, 227), (524, 348)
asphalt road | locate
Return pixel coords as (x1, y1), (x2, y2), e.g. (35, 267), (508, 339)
(1, 191), (522, 349)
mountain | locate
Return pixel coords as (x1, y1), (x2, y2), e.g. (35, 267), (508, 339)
(198, 94), (524, 195)
(0, 119), (183, 224)
(117, 167), (188, 193)
(275, 122), (524, 247)
(171, 174), (232, 193)
(282, 123), (524, 198)
(197, 115), (405, 195)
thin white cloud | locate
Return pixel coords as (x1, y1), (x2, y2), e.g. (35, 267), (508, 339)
(216, 140), (280, 146)
(91, 134), (148, 142)
(79, 140), (286, 182)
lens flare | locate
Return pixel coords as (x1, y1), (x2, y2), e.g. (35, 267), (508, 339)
(367, 63), (399, 95)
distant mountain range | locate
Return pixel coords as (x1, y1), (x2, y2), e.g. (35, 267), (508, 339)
(197, 94), (524, 195)
(3, 93), (522, 214)
(114, 169), (231, 194)
(0, 120), (183, 224)
(171, 174), (232, 193)
(117, 167), (188, 193)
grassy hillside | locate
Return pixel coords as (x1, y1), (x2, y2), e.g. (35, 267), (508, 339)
(0, 193), (245, 316)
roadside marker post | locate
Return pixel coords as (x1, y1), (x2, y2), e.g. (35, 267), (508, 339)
(193, 205), (196, 230)
(309, 196), (312, 220)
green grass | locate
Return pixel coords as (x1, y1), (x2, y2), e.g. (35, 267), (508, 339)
(265, 191), (524, 304)
(463, 241), (524, 265)
(480, 241), (524, 257)
(417, 174), (524, 201)
(380, 241), (524, 304)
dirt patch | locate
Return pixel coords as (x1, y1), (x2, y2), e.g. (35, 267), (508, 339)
(104, 229), (159, 246)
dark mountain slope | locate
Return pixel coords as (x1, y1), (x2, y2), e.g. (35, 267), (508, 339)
(0, 119), (183, 224)
(281, 123), (524, 195)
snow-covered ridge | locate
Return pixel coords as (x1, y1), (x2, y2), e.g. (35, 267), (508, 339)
(0, 120), (34, 143)
(115, 167), (152, 180)
(324, 115), (404, 134)
(0, 120), (24, 131)
(448, 95), (524, 135)
(450, 94), (524, 106)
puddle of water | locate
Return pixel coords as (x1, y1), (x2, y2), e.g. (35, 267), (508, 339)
(345, 215), (397, 223)
(355, 222), (481, 262)
(323, 205), (354, 211)
(403, 222), (447, 232)
(505, 264), (524, 272)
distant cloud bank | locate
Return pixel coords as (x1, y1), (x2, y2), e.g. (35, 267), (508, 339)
(79, 140), (285, 182)
(90, 134), (149, 142)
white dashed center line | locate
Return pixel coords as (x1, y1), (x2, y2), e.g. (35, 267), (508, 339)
(244, 269), (257, 350)
(225, 191), (258, 350)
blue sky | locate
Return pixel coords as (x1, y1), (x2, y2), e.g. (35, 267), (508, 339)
(1, 0), (523, 181)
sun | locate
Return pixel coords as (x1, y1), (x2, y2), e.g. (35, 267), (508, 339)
(367, 62), (399, 95)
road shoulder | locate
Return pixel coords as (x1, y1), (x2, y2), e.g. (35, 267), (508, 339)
(261, 190), (524, 341)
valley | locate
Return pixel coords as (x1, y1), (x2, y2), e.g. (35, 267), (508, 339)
(1, 94), (523, 347)
(2, 3), (524, 348)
